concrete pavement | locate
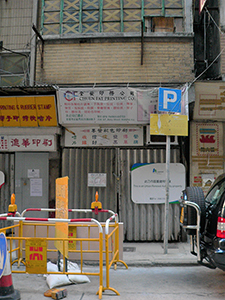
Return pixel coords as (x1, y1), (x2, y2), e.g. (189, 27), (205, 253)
(10, 242), (200, 300)
(122, 241), (197, 267)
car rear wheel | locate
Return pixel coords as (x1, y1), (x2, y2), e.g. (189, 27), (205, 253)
(185, 187), (206, 235)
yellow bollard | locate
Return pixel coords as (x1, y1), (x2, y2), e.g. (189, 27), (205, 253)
(8, 193), (17, 214)
(91, 191), (102, 215)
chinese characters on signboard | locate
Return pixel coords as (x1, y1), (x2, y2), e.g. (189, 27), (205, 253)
(0, 96), (57, 127)
(64, 126), (143, 147)
(195, 123), (221, 157)
(190, 122), (224, 195)
(131, 163), (185, 204)
(194, 82), (225, 121)
(57, 87), (159, 125)
(26, 239), (47, 274)
(0, 135), (56, 151)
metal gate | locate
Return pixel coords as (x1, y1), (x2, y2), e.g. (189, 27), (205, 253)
(62, 147), (181, 241)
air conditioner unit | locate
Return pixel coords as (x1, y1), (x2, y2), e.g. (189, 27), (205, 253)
(145, 125), (178, 145)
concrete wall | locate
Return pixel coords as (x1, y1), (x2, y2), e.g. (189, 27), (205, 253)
(0, 0), (33, 50)
(220, 0), (225, 30)
(36, 37), (194, 84)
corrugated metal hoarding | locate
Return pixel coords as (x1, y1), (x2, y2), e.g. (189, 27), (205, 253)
(62, 147), (181, 242)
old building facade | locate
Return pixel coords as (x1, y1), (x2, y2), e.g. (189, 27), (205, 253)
(0, 0), (203, 241)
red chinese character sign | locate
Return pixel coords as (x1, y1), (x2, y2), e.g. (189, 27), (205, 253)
(26, 238), (47, 274)
(0, 135), (56, 152)
(190, 122), (223, 195)
(64, 126), (143, 147)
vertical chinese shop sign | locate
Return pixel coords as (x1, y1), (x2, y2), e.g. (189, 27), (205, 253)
(55, 177), (68, 258)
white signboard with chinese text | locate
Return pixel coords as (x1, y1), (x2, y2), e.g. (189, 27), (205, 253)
(194, 82), (225, 121)
(57, 87), (159, 125)
(0, 135), (56, 151)
(64, 126), (143, 147)
(88, 173), (107, 187)
(131, 163), (185, 204)
(190, 121), (224, 195)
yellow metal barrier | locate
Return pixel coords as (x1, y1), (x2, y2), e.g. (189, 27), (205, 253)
(103, 214), (128, 296)
(0, 218), (104, 299)
(0, 192), (128, 298)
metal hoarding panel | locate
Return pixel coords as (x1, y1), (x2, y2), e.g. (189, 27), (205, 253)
(120, 148), (180, 241)
(62, 147), (181, 241)
(62, 148), (117, 222)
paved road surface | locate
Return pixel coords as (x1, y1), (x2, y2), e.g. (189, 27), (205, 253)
(12, 265), (225, 300)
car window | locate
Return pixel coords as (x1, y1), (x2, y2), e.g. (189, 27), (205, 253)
(205, 180), (225, 206)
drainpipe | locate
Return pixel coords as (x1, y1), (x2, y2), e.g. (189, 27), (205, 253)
(30, 0), (38, 86)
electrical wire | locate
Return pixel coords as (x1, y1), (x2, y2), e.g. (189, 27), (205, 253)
(205, 7), (224, 35)
(1, 47), (29, 57)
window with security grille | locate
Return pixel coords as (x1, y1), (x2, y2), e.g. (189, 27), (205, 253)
(41, 0), (184, 35)
(0, 54), (29, 86)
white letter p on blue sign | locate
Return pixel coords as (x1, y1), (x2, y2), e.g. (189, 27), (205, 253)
(158, 88), (182, 113)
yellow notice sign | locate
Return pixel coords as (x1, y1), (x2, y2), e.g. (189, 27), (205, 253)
(55, 177), (69, 258)
(25, 238), (47, 274)
(150, 114), (188, 136)
(68, 226), (77, 250)
(0, 95), (57, 127)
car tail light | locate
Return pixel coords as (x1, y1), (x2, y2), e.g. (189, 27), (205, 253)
(217, 217), (225, 238)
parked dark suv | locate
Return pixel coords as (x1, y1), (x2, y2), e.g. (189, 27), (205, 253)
(180, 173), (225, 270)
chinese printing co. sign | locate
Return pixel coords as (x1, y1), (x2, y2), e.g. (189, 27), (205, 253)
(131, 163), (185, 204)
(58, 88), (138, 125)
(57, 87), (157, 125)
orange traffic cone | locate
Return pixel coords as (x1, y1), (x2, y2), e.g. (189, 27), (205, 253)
(0, 252), (20, 300)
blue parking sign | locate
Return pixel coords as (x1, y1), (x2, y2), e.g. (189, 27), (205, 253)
(0, 233), (7, 278)
(158, 88), (182, 113)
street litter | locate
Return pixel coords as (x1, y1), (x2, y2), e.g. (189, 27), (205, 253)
(45, 260), (90, 289)
(44, 288), (68, 299)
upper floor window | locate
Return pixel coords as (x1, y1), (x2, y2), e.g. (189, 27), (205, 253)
(41, 0), (184, 36)
(0, 53), (29, 86)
